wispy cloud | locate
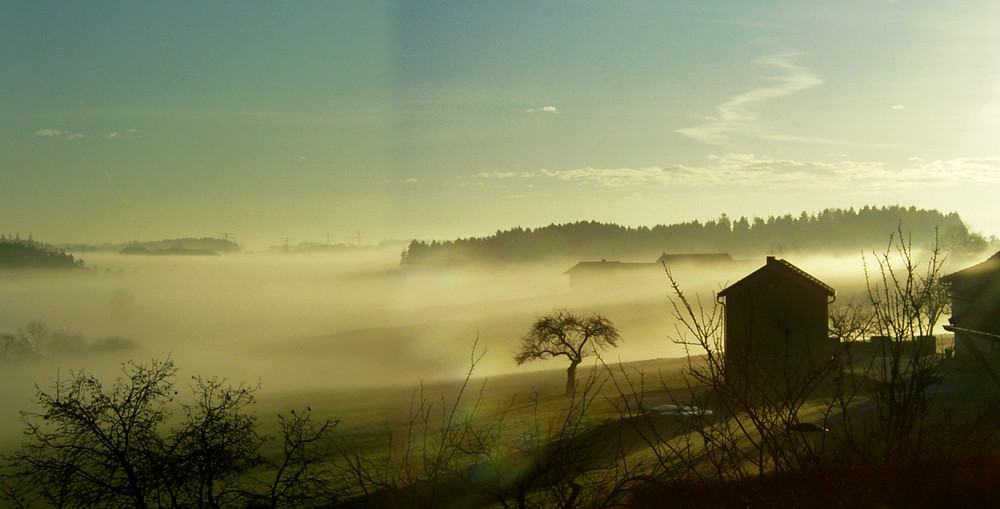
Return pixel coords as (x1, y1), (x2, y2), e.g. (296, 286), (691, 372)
(475, 154), (1000, 190)
(37, 128), (135, 140)
(35, 129), (88, 139)
(891, 104), (906, 110)
(526, 106), (558, 113)
(756, 133), (905, 150)
(474, 171), (537, 178)
(107, 129), (140, 139)
(675, 53), (822, 145)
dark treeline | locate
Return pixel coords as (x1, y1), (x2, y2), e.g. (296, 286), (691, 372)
(120, 237), (240, 255)
(59, 237), (241, 255)
(0, 235), (84, 270)
(401, 206), (993, 267)
(267, 239), (409, 254)
(1, 320), (134, 362)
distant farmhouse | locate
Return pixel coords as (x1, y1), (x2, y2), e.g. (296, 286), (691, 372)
(718, 256), (837, 392)
(564, 253), (734, 287)
(943, 251), (1000, 362)
(656, 252), (733, 265)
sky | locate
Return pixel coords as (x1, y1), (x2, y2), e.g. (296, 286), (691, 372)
(4, 1), (1000, 249)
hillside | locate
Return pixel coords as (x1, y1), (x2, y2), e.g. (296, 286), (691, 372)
(0, 237), (84, 270)
(119, 237), (239, 255)
(400, 206), (993, 268)
(58, 237), (240, 255)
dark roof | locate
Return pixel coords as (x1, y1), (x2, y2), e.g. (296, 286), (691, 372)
(942, 251), (1000, 293)
(657, 252), (734, 264)
(717, 256), (835, 298)
(563, 260), (659, 274)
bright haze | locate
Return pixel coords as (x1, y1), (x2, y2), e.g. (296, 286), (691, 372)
(3, 2), (1000, 247)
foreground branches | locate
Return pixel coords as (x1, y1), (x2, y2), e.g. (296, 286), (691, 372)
(1, 359), (339, 508)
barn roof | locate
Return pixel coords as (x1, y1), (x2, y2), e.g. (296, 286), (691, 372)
(656, 252), (734, 264)
(563, 260), (659, 274)
(717, 256), (835, 298)
(942, 251), (1000, 295)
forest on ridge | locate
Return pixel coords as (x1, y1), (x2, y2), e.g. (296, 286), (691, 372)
(400, 206), (994, 268)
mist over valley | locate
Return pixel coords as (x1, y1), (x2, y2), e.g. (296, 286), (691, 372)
(1, 209), (983, 407)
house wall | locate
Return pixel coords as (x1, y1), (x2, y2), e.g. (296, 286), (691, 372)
(723, 276), (832, 391)
(950, 295), (1000, 357)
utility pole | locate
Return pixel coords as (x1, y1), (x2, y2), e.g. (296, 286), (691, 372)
(219, 232), (234, 253)
(282, 237), (290, 253)
(353, 230), (364, 246)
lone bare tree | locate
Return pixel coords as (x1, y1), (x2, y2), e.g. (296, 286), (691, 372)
(515, 310), (621, 396)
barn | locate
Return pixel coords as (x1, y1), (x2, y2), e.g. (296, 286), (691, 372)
(718, 256), (837, 393)
(942, 251), (1000, 361)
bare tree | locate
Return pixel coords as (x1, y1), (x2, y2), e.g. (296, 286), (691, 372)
(2, 359), (177, 508)
(829, 298), (876, 344)
(853, 227), (950, 467)
(168, 376), (264, 507)
(256, 408), (340, 508)
(515, 310), (622, 397)
(1, 359), (340, 508)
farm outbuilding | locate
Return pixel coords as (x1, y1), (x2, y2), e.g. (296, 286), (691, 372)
(942, 251), (1000, 361)
(718, 256), (837, 393)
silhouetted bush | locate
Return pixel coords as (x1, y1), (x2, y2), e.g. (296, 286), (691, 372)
(0, 359), (340, 508)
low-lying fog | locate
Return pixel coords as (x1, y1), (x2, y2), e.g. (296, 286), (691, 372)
(0, 246), (956, 442)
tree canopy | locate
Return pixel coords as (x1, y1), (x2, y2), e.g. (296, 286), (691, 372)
(515, 310), (622, 396)
(0, 236), (84, 270)
(400, 206), (993, 267)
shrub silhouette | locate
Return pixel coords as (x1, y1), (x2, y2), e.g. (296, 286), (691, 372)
(1, 359), (339, 508)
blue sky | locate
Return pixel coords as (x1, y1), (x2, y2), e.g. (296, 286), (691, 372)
(4, 1), (1000, 247)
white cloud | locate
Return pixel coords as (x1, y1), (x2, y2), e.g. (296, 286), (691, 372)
(675, 53), (822, 145)
(475, 171), (535, 178)
(526, 106), (558, 113)
(536, 166), (670, 187)
(475, 154), (1000, 191)
(892, 104), (906, 110)
(757, 134), (904, 150)
(401, 178), (419, 183)
(105, 132), (120, 139)
(34, 129), (63, 136)
(68, 133), (85, 139)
